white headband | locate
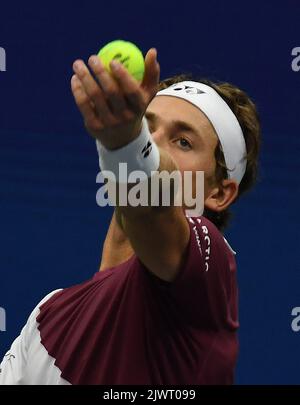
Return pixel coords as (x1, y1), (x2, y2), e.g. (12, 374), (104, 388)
(156, 81), (247, 184)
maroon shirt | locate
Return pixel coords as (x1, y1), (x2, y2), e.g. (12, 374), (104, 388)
(37, 216), (239, 385)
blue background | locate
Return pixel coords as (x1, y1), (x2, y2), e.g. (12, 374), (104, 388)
(0, 0), (299, 384)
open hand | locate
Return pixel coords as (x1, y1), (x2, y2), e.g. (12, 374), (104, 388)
(71, 48), (160, 150)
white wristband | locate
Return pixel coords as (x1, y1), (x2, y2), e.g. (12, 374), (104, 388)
(96, 117), (160, 182)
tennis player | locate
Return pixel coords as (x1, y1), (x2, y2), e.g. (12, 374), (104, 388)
(0, 48), (260, 385)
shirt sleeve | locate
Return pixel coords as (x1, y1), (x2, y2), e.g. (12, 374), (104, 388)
(0, 290), (61, 385)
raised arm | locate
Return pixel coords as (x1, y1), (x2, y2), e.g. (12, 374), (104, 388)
(71, 48), (190, 282)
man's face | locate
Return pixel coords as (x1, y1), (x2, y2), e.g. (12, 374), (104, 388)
(146, 95), (219, 199)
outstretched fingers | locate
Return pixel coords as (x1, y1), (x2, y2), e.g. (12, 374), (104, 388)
(71, 74), (103, 132)
(109, 60), (145, 116)
(73, 59), (120, 125)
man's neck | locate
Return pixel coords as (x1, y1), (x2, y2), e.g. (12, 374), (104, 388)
(99, 212), (134, 272)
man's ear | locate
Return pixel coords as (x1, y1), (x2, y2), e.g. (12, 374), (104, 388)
(204, 179), (239, 212)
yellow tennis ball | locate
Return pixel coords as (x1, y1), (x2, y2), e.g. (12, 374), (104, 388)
(97, 40), (145, 82)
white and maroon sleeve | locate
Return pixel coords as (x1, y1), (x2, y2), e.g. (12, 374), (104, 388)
(0, 290), (63, 385)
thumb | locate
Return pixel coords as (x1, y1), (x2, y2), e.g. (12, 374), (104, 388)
(141, 48), (160, 99)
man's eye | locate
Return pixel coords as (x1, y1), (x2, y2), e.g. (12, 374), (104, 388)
(176, 137), (192, 150)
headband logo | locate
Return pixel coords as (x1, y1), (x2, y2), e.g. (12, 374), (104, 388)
(169, 83), (205, 95)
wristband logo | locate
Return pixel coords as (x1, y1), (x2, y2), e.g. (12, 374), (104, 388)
(291, 47), (300, 72)
(141, 141), (152, 158)
(96, 163), (204, 217)
(0, 47), (6, 72)
(0, 307), (6, 332)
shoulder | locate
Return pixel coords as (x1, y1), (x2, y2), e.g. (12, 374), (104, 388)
(186, 216), (233, 272)
(24, 289), (63, 345)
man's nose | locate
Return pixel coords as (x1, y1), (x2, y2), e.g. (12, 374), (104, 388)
(150, 129), (166, 147)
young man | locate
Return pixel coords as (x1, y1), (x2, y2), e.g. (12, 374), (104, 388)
(0, 48), (260, 385)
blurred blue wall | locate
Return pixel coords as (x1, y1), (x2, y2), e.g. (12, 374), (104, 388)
(0, 0), (299, 384)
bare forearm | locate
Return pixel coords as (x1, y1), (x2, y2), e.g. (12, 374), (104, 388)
(114, 148), (189, 282)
